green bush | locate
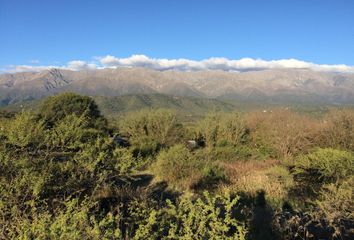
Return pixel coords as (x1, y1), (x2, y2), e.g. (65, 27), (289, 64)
(118, 109), (184, 148)
(1, 198), (122, 240)
(39, 92), (107, 129)
(196, 113), (249, 149)
(3, 111), (46, 149)
(193, 163), (228, 190)
(294, 148), (354, 185)
(153, 144), (203, 190)
(46, 113), (103, 151)
(134, 191), (246, 240)
(210, 145), (265, 162)
(2, 94), (354, 239)
(316, 179), (354, 224)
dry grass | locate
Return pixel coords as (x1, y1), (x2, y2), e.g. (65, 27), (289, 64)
(219, 159), (294, 206)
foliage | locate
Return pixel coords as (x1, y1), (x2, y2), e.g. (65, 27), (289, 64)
(193, 163), (228, 190)
(94, 93), (236, 117)
(321, 109), (354, 151)
(119, 109), (183, 146)
(246, 109), (320, 160)
(316, 179), (354, 224)
(153, 144), (203, 190)
(0, 110), (16, 119)
(1, 198), (122, 240)
(3, 111), (45, 148)
(1, 93), (354, 239)
(294, 148), (354, 186)
(134, 191), (246, 240)
(46, 113), (102, 151)
(203, 145), (268, 162)
(196, 112), (249, 149)
(273, 179), (354, 240)
(39, 92), (107, 128)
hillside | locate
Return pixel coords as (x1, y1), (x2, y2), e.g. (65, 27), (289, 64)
(94, 94), (236, 118)
(0, 94), (237, 119)
(1, 67), (354, 106)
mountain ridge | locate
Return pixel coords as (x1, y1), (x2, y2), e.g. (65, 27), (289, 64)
(1, 67), (354, 106)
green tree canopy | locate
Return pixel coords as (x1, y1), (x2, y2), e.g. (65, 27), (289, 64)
(39, 92), (106, 128)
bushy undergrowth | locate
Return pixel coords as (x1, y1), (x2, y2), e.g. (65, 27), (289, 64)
(294, 148), (354, 186)
(0, 94), (353, 239)
(153, 144), (203, 190)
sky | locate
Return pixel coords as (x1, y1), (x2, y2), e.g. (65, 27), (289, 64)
(1, 0), (354, 73)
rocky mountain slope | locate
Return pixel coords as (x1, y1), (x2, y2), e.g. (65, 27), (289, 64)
(1, 67), (354, 105)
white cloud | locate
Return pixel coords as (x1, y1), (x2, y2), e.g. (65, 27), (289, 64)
(2, 60), (98, 73)
(99, 55), (354, 73)
(2, 65), (61, 73)
(67, 60), (97, 70)
(2, 55), (354, 73)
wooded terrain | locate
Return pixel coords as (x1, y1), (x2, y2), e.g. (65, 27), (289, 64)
(0, 93), (353, 239)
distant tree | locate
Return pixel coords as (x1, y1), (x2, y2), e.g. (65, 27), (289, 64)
(246, 109), (319, 160)
(39, 92), (106, 128)
(321, 109), (354, 151)
(119, 109), (184, 147)
(196, 113), (249, 149)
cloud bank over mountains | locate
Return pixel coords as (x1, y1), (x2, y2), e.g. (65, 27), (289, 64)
(3, 55), (354, 73)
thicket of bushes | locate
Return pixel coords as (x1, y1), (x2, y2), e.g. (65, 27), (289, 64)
(0, 93), (353, 239)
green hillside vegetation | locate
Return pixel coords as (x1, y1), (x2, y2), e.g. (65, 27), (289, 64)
(1, 94), (238, 122)
(95, 93), (236, 114)
(2, 93), (348, 123)
(0, 93), (353, 239)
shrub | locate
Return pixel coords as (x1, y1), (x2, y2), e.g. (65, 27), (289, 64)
(206, 145), (267, 162)
(294, 148), (354, 185)
(118, 109), (185, 156)
(274, 180), (354, 240)
(46, 113), (102, 151)
(193, 163), (228, 190)
(316, 179), (354, 225)
(2, 198), (122, 240)
(221, 160), (293, 208)
(39, 92), (107, 129)
(320, 109), (354, 151)
(3, 111), (46, 149)
(153, 144), (203, 190)
(246, 109), (320, 161)
(73, 136), (137, 176)
(134, 191), (246, 239)
(196, 113), (249, 149)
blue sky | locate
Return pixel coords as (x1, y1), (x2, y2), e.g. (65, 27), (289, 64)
(1, 0), (354, 72)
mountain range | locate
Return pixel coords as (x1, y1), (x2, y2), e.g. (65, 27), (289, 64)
(1, 67), (354, 106)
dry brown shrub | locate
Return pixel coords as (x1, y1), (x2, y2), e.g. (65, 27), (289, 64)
(319, 109), (354, 151)
(246, 109), (322, 161)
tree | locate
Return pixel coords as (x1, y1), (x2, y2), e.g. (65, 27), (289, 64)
(196, 113), (248, 149)
(39, 92), (106, 128)
(119, 109), (183, 146)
